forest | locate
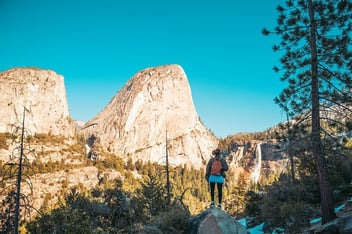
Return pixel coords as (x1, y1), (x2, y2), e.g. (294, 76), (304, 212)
(1, 0), (352, 233)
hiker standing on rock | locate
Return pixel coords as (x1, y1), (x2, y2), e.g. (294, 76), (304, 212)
(205, 148), (228, 209)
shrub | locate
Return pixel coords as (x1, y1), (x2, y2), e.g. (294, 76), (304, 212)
(67, 143), (84, 154)
(260, 179), (319, 231)
(149, 204), (191, 233)
(27, 133), (65, 145)
(0, 132), (15, 149)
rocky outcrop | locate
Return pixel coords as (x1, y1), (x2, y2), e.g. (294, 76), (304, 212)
(312, 213), (352, 234)
(82, 64), (218, 169)
(304, 200), (352, 234)
(189, 208), (247, 234)
(0, 68), (75, 137)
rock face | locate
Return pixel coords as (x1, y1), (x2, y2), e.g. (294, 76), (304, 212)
(0, 68), (75, 137)
(82, 64), (218, 169)
(189, 208), (247, 234)
(219, 140), (289, 192)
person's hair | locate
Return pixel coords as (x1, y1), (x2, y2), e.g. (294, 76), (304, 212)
(213, 148), (220, 156)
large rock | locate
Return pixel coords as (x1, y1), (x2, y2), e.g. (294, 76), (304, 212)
(0, 68), (75, 137)
(305, 214), (352, 234)
(82, 64), (218, 169)
(189, 208), (247, 234)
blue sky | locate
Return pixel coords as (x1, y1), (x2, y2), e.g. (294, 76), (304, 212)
(0, 0), (286, 138)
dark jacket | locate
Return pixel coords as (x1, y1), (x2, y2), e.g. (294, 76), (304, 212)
(205, 157), (228, 181)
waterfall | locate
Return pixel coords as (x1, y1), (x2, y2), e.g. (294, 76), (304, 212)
(251, 143), (262, 184)
(85, 144), (91, 157)
(85, 144), (98, 161)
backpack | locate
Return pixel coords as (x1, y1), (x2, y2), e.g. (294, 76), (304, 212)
(210, 159), (222, 176)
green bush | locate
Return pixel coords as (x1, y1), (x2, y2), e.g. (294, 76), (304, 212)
(0, 132), (15, 149)
(260, 178), (319, 230)
(67, 143), (84, 154)
(149, 204), (191, 233)
(27, 133), (65, 145)
(279, 201), (316, 231)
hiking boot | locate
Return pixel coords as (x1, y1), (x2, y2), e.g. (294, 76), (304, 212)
(210, 201), (215, 208)
(217, 203), (222, 209)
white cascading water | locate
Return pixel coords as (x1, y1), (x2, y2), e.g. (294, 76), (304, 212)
(251, 143), (262, 184)
(85, 144), (91, 156)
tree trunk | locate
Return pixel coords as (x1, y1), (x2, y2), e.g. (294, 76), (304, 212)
(308, 0), (336, 224)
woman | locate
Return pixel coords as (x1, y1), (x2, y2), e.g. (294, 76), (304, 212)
(205, 148), (228, 208)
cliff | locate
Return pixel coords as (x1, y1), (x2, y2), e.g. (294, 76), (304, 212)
(0, 68), (75, 137)
(82, 64), (218, 169)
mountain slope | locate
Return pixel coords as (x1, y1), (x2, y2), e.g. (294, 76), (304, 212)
(82, 64), (218, 168)
(0, 68), (75, 137)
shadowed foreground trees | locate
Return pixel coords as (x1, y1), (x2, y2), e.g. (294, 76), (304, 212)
(263, 0), (352, 224)
(27, 178), (191, 233)
(0, 107), (38, 233)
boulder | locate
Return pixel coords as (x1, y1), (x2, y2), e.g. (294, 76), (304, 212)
(189, 208), (247, 234)
(311, 213), (352, 234)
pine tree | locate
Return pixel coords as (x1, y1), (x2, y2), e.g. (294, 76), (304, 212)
(263, 0), (352, 224)
(137, 173), (167, 217)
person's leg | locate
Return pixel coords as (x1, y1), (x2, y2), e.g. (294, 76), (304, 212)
(217, 183), (223, 206)
(210, 182), (215, 206)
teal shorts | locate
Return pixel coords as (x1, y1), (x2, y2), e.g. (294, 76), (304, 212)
(209, 175), (225, 183)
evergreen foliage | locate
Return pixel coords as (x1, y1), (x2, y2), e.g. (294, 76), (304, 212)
(26, 176), (191, 233)
(260, 174), (318, 231)
(226, 173), (248, 217)
(0, 190), (16, 233)
(136, 172), (167, 217)
(263, 0), (352, 224)
(0, 123), (351, 233)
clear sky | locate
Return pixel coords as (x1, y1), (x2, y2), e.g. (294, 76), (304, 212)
(0, 0), (286, 138)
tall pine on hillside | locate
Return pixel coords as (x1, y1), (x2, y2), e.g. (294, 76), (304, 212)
(263, 0), (352, 224)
